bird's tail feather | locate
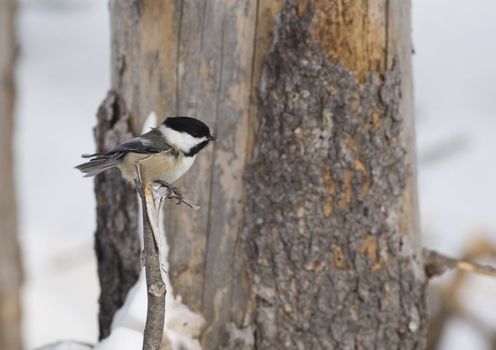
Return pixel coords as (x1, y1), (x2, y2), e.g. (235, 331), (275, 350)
(75, 154), (120, 177)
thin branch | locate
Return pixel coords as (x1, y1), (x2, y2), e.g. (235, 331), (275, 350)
(423, 248), (496, 279)
(134, 164), (200, 349)
(135, 164), (166, 350)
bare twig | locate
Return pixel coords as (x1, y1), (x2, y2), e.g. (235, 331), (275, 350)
(135, 164), (166, 350)
(134, 164), (200, 349)
(426, 239), (496, 349)
(423, 248), (496, 279)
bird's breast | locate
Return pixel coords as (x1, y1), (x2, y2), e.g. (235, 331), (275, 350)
(119, 152), (196, 184)
(161, 154), (196, 183)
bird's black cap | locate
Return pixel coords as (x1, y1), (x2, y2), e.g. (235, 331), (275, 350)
(164, 116), (213, 139)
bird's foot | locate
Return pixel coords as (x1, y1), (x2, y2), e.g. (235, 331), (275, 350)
(154, 181), (183, 205)
(153, 181), (200, 210)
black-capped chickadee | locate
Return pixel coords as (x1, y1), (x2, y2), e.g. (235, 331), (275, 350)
(76, 116), (215, 185)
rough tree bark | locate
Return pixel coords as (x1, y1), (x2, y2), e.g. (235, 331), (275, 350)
(0, 1), (23, 349)
(245, 2), (425, 348)
(101, 1), (426, 349)
(94, 92), (142, 339)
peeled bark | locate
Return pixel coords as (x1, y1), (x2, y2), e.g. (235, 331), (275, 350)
(0, 0), (22, 349)
(102, 1), (426, 348)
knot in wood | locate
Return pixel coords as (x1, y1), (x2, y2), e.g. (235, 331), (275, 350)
(148, 281), (166, 297)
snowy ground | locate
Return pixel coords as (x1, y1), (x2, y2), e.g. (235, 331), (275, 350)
(17, 0), (107, 347)
(16, 0), (496, 349)
(413, 1), (496, 348)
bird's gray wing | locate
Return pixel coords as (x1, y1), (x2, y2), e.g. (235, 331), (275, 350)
(106, 128), (173, 159)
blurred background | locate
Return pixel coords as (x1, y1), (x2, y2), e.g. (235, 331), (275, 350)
(6, 0), (496, 348)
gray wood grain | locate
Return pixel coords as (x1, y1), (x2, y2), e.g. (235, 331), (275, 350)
(106, 1), (263, 347)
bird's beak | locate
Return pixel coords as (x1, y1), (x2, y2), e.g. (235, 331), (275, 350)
(209, 135), (216, 141)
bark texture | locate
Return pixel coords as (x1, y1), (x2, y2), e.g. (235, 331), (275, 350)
(94, 91), (141, 339)
(0, 1), (22, 349)
(103, 1), (426, 349)
(244, 2), (426, 349)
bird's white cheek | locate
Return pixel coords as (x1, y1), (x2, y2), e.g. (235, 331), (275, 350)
(160, 126), (206, 153)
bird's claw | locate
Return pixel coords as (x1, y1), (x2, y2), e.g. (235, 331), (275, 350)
(155, 181), (178, 198)
(153, 181), (200, 210)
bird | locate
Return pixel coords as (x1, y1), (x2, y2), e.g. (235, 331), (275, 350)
(75, 116), (215, 191)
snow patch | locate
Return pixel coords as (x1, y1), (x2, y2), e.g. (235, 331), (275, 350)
(36, 340), (93, 350)
(94, 328), (143, 350)
(108, 193), (205, 350)
(143, 111), (159, 131)
(110, 266), (205, 350)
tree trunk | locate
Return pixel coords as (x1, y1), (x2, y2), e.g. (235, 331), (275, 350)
(102, 1), (426, 348)
(0, 0), (22, 349)
(245, 1), (426, 348)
